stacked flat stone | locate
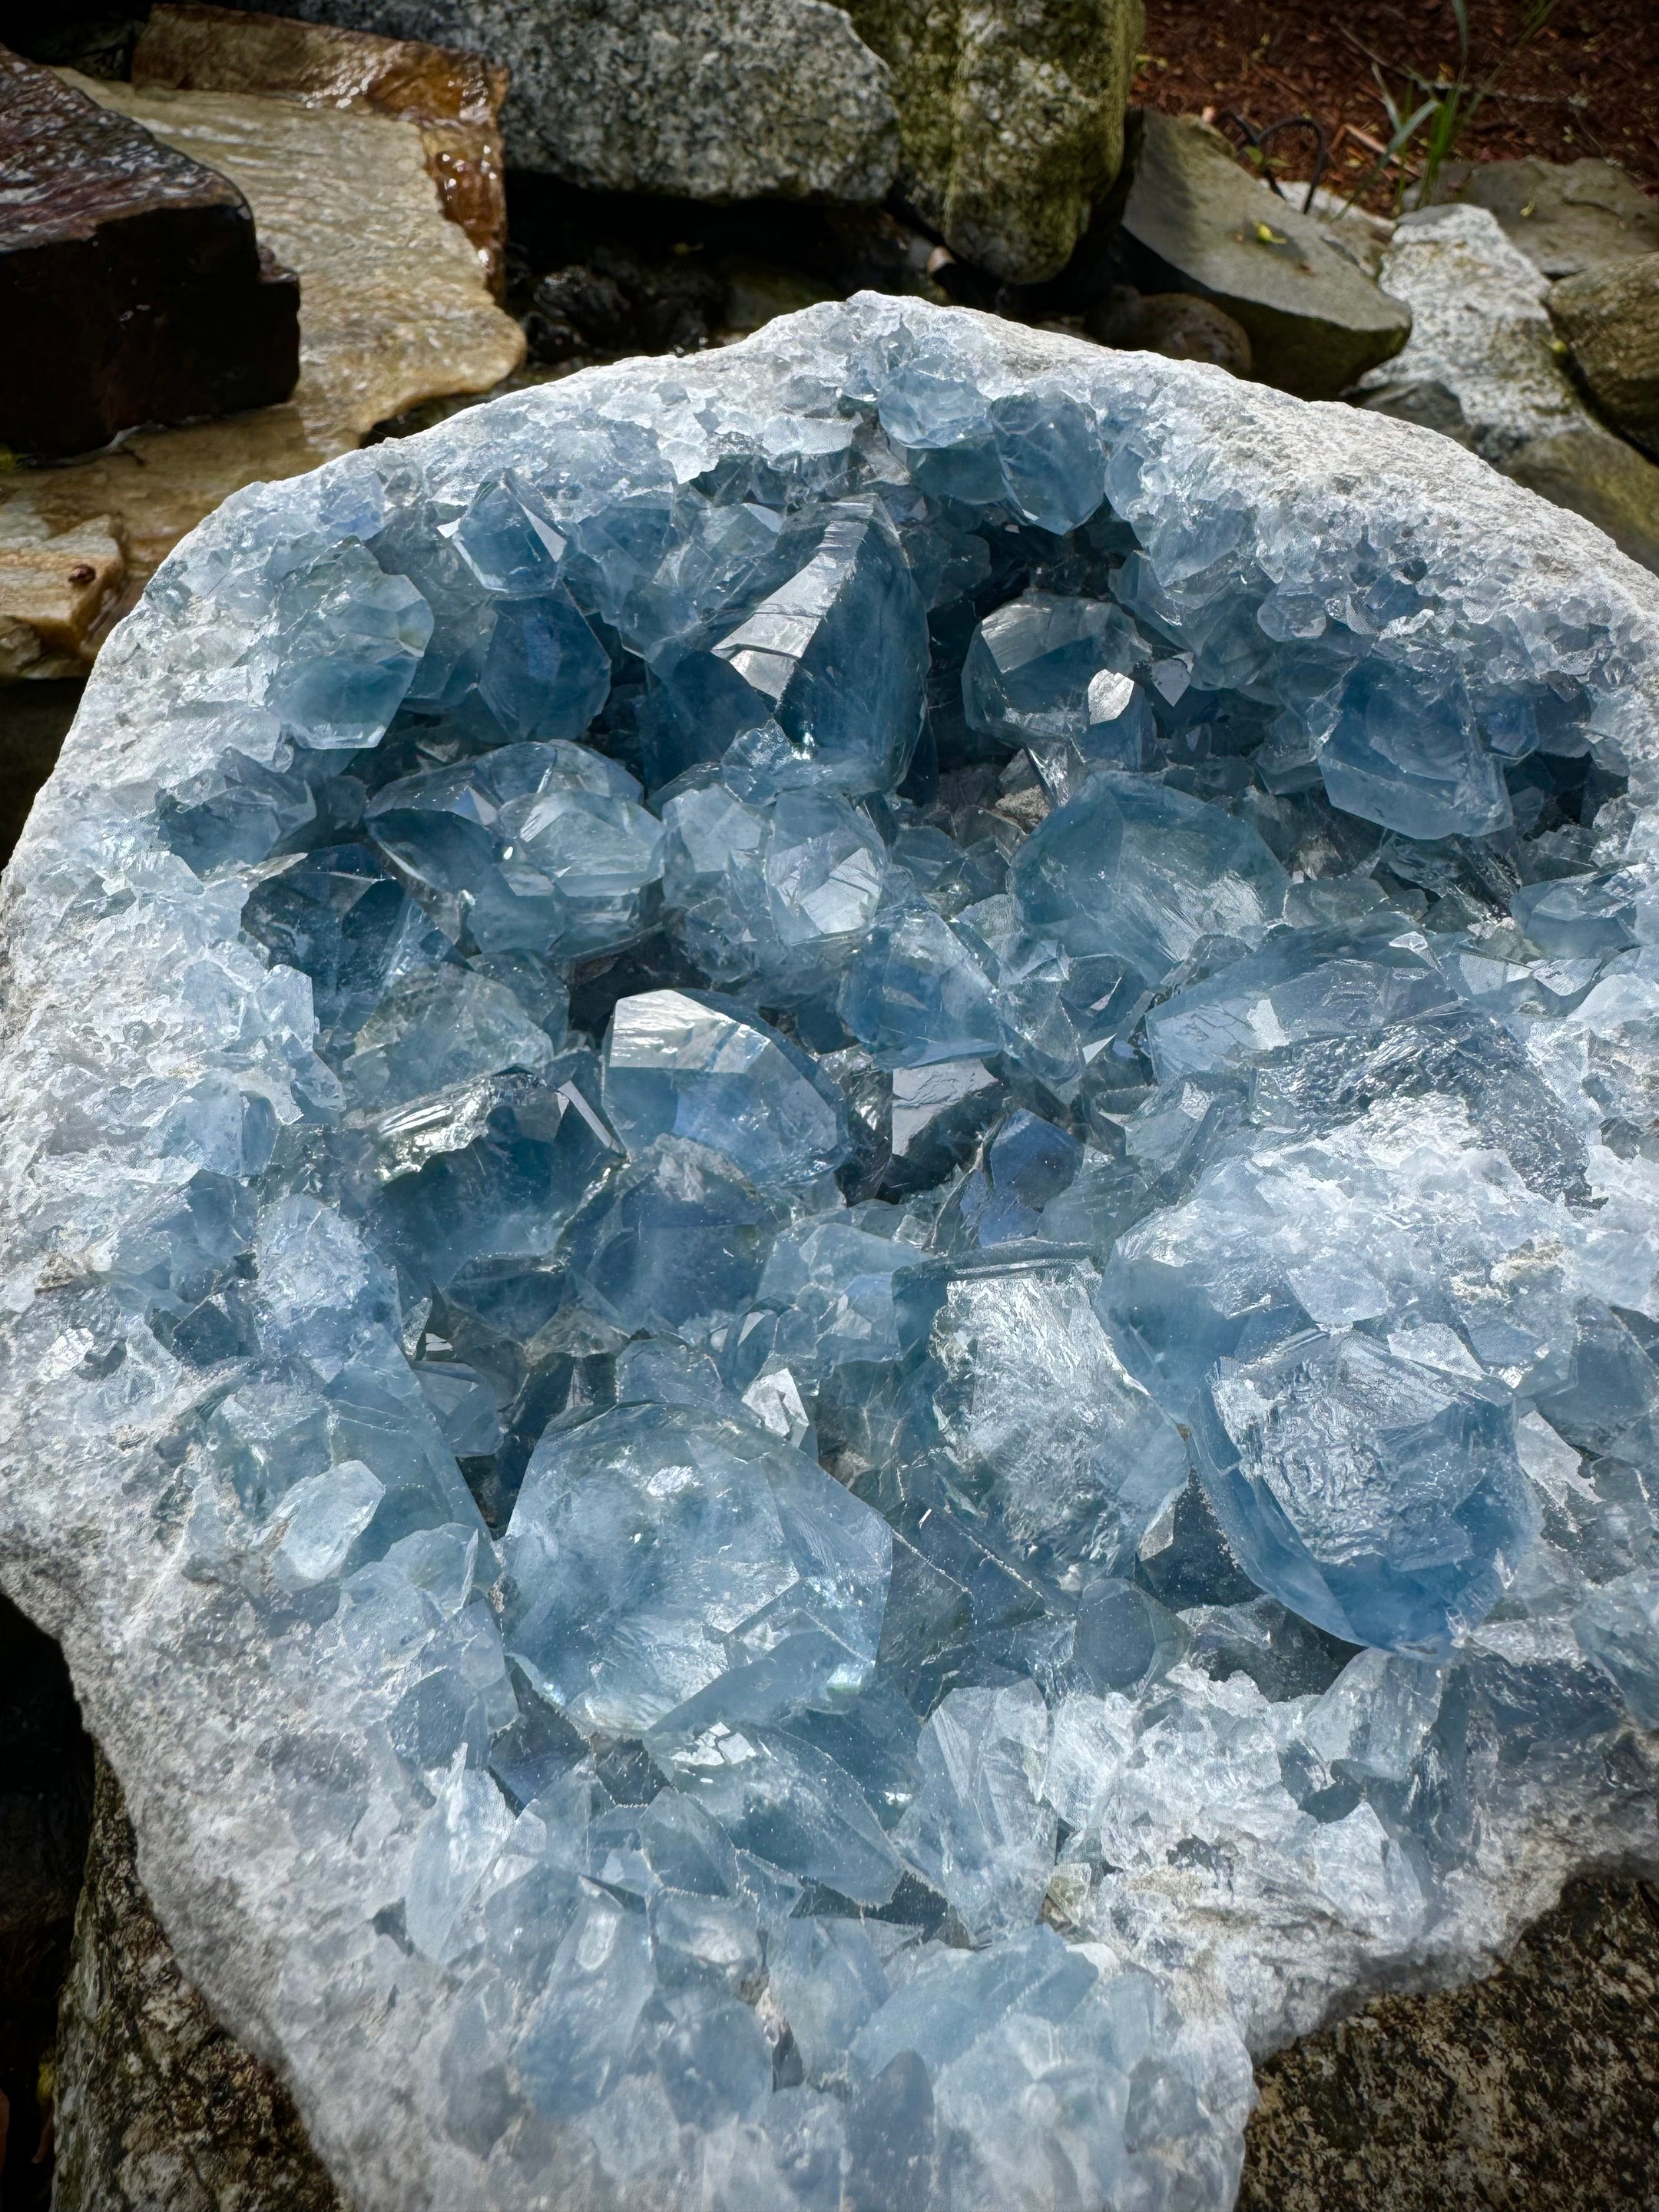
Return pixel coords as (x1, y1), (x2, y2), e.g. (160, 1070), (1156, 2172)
(0, 45), (299, 458)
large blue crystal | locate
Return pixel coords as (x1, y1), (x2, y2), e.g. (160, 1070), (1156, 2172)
(661, 784), (888, 1002)
(1195, 1332), (1538, 1653)
(503, 1399), (891, 1734)
(1012, 773), (1288, 985)
(601, 989), (847, 1187)
(366, 740), (663, 958)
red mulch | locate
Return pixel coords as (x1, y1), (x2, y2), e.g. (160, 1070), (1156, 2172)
(1135, 0), (1659, 209)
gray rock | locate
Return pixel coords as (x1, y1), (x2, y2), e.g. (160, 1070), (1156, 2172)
(1108, 111), (1412, 399)
(1240, 1880), (1659, 2212)
(1354, 203), (1659, 574)
(52, 1750), (344, 2212)
(1084, 285), (1252, 375)
(841, 0), (1143, 284)
(211, 0), (899, 203)
(1550, 251), (1659, 459)
(1300, 186), (1397, 282)
(1429, 155), (1659, 282)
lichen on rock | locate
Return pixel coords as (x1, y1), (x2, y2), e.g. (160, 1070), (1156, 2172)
(843, 0), (1144, 285)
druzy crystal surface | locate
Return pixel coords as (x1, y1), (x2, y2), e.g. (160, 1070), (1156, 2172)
(5, 297), (1659, 2212)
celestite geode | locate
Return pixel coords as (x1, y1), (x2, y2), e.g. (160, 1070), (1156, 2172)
(3, 297), (1659, 2212)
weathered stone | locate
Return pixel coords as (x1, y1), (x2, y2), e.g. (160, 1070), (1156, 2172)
(1108, 111), (1412, 398)
(841, 0), (1143, 284)
(71, 71), (524, 445)
(1240, 1880), (1659, 2212)
(1549, 251), (1659, 460)
(1354, 204), (1659, 574)
(211, 0), (900, 204)
(135, 0), (505, 121)
(1301, 186), (1397, 283)
(1084, 285), (1252, 374)
(1430, 155), (1659, 283)
(0, 46), (299, 459)
(0, 518), (126, 681)
(52, 1751), (343, 2212)
(132, 2), (511, 293)
(0, 71), (525, 671)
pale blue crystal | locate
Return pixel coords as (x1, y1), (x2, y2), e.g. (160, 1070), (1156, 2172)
(1317, 662), (1512, 839)
(747, 1216), (918, 1375)
(1512, 872), (1639, 958)
(894, 1680), (1056, 1940)
(962, 594), (1144, 746)
(1144, 923), (1457, 1082)
(1012, 773), (1288, 985)
(839, 905), (1002, 1068)
(366, 741), (662, 959)
(709, 499), (929, 795)
(661, 783), (887, 1001)
(477, 587), (613, 745)
(601, 990), (847, 1186)
(503, 1400), (892, 1734)
(558, 1137), (792, 1339)
(445, 473), (568, 598)
(373, 1066), (621, 1293)
(767, 1919), (890, 2085)
(1575, 1571), (1659, 1727)
(241, 845), (455, 1048)
(341, 967), (555, 1109)
(863, 1254), (1190, 1598)
(267, 545), (433, 750)
(1196, 1332), (1539, 1654)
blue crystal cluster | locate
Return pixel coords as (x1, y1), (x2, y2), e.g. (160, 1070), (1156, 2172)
(69, 306), (1659, 2210)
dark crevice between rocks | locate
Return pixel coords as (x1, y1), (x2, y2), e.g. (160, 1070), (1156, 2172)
(4, 1575), (1659, 2210)
(0, 1589), (91, 2212)
(0, 684), (82, 873)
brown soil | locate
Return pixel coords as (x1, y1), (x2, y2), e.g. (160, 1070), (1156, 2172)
(1136, 0), (1659, 210)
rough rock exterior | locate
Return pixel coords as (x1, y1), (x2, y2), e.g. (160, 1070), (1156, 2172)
(52, 1752), (344, 2212)
(1241, 1881), (1659, 2212)
(4, 297), (1659, 2212)
(214, 0), (900, 203)
(842, 0), (1143, 284)
(1356, 204), (1659, 574)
